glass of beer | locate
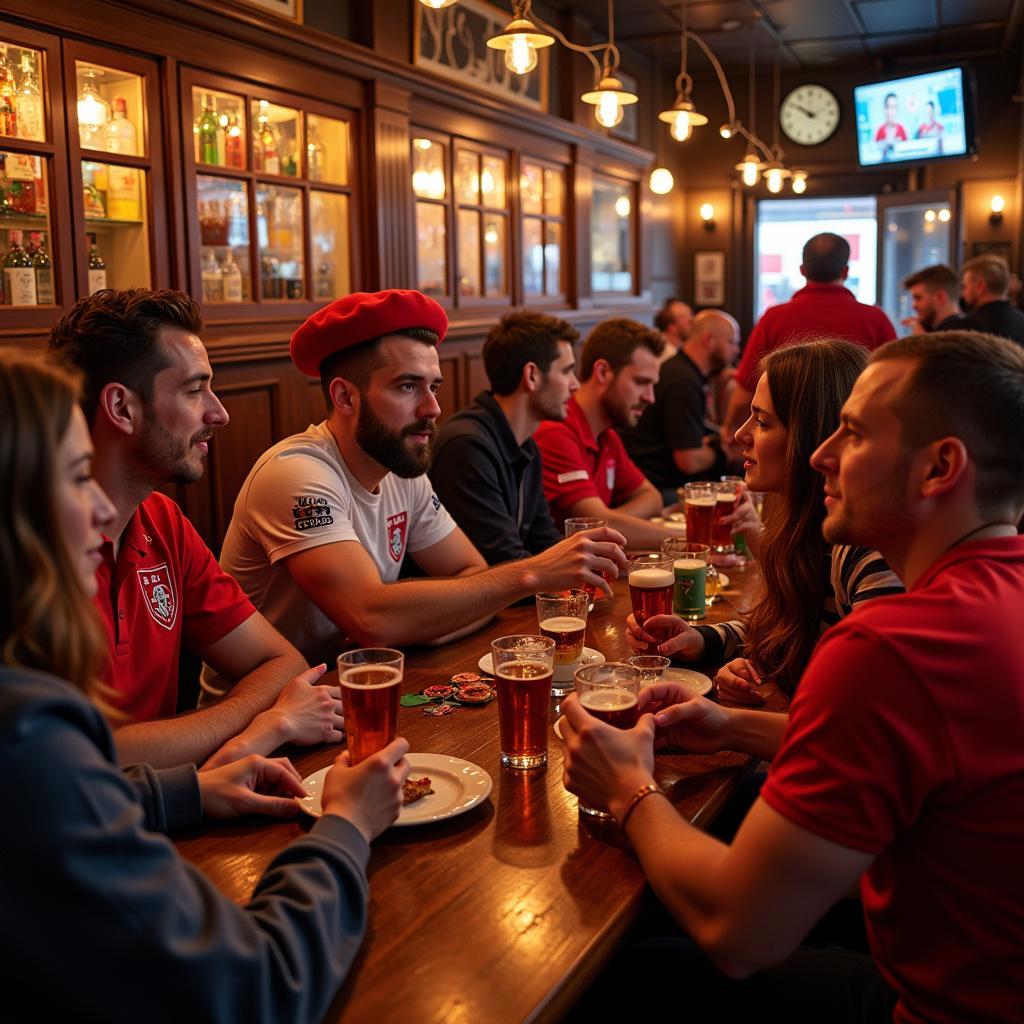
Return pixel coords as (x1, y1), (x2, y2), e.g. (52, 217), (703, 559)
(536, 590), (589, 698)
(574, 662), (641, 818)
(711, 479), (742, 554)
(337, 647), (404, 765)
(565, 517), (610, 610)
(491, 635), (556, 769)
(660, 541), (708, 621)
(627, 654), (671, 682)
(683, 482), (716, 547)
(628, 552), (675, 651)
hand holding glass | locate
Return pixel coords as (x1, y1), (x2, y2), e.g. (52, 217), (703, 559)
(337, 647), (404, 765)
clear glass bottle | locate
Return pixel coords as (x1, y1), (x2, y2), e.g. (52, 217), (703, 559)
(3, 228), (37, 305)
(29, 230), (53, 304)
(306, 123), (324, 181)
(259, 117), (280, 175)
(220, 248), (243, 302)
(15, 54), (43, 141)
(87, 232), (107, 294)
(224, 113), (243, 169)
(197, 96), (219, 165)
(0, 54), (18, 138)
(104, 97), (137, 156)
(201, 248), (223, 302)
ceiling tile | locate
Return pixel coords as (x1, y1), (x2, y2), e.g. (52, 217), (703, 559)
(763, 0), (861, 39)
(853, 0), (939, 34)
(786, 37), (871, 64)
(865, 31), (939, 56)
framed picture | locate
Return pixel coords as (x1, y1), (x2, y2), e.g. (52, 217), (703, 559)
(970, 240), (1013, 262)
(694, 251), (725, 307)
(226, 0), (301, 21)
(414, 0), (549, 111)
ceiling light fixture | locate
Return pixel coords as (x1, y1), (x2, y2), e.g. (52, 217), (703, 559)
(658, 1), (708, 142)
(485, 3), (555, 75)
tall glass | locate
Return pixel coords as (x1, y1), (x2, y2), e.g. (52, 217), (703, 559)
(536, 590), (589, 697)
(683, 482), (716, 547)
(574, 662), (641, 818)
(711, 479), (742, 554)
(628, 552), (675, 651)
(661, 540), (709, 622)
(492, 635), (555, 769)
(337, 647), (404, 765)
(564, 516), (609, 610)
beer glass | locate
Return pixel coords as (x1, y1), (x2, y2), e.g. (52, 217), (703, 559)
(565, 516), (610, 610)
(337, 647), (404, 765)
(574, 662), (641, 818)
(491, 635), (556, 769)
(627, 552), (674, 651)
(627, 654), (671, 682)
(536, 590), (589, 697)
(661, 540), (709, 621)
(683, 482), (715, 547)
(711, 478), (742, 554)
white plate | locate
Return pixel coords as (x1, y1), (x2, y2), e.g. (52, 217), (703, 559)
(553, 716), (565, 740)
(478, 646), (605, 676)
(664, 667), (713, 696)
(297, 754), (493, 827)
(716, 573), (730, 589)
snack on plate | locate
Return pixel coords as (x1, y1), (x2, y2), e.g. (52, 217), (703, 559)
(451, 672), (485, 685)
(423, 684), (455, 700)
(402, 776), (434, 805)
(455, 682), (494, 704)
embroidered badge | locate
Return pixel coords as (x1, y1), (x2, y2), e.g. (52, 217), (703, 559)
(431, 493), (441, 512)
(605, 460), (616, 493)
(292, 495), (334, 531)
(556, 469), (589, 484)
(386, 511), (408, 563)
(137, 563), (178, 631)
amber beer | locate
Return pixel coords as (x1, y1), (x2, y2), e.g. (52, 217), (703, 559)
(578, 688), (639, 729)
(684, 482), (716, 547)
(711, 486), (739, 552)
(339, 665), (401, 765)
(539, 616), (586, 668)
(492, 635), (555, 769)
(628, 566), (674, 624)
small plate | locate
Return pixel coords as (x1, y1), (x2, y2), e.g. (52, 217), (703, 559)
(553, 716), (564, 740)
(716, 573), (730, 589)
(478, 646), (605, 676)
(297, 754), (493, 827)
(664, 667), (713, 696)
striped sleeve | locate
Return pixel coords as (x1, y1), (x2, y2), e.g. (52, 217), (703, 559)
(830, 545), (904, 618)
(694, 619), (748, 663)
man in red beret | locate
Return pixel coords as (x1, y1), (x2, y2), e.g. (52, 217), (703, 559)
(211, 289), (627, 670)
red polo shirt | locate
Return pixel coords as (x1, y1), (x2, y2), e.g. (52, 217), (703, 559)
(94, 492), (255, 723)
(534, 396), (647, 528)
(737, 282), (896, 392)
(762, 537), (1024, 1023)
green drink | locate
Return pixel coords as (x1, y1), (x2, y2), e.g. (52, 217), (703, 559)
(673, 557), (707, 621)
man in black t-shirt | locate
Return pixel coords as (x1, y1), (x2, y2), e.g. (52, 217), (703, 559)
(619, 310), (740, 502)
(961, 254), (1024, 345)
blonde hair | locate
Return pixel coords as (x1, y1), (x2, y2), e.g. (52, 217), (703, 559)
(0, 349), (106, 695)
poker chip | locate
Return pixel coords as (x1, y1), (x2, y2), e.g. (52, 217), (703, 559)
(454, 683), (494, 704)
(423, 703), (455, 717)
(451, 672), (484, 685)
(423, 684), (455, 699)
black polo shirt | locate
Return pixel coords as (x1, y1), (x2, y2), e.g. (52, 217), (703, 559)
(429, 392), (562, 565)
(618, 351), (721, 492)
(966, 300), (1024, 345)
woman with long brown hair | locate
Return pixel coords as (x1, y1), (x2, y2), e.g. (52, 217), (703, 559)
(0, 349), (409, 1022)
(628, 338), (903, 701)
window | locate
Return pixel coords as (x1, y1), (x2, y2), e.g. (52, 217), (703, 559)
(591, 175), (634, 294)
(521, 160), (564, 299)
(455, 146), (508, 300)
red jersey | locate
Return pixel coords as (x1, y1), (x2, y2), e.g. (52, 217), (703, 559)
(737, 283), (896, 392)
(93, 492), (255, 723)
(534, 396), (647, 527)
(762, 537), (1024, 1023)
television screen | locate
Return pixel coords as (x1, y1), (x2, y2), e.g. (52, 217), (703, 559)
(854, 67), (971, 167)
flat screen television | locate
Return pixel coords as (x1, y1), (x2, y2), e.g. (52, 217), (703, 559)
(854, 66), (974, 167)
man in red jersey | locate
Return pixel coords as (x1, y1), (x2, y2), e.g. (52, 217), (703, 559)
(50, 289), (344, 768)
(722, 232), (896, 440)
(562, 331), (1024, 1022)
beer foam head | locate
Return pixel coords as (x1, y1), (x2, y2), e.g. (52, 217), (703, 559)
(579, 688), (638, 712)
(340, 665), (402, 689)
(539, 616), (587, 632)
(673, 558), (706, 570)
(628, 567), (674, 588)
(686, 496), (715, 508)
(715, 492), (738, 504)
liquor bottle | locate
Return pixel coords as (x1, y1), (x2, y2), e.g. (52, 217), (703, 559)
(197, 96), (219, 165)
(3, 229), (37, 305)
(87, 233), (107, 294)
(220, 249), (243, 302)
(29, 231), (53, 304)
(15, 54), (43, 141)
(224, 113), (243, 169)
(0, 54), (18, 138)
(201, 248), (223, 302)
(106, 165), (141, 220)
(307, 123), (324, 181)
(259, 118), (280, 175)
(104, 97), (137, 156)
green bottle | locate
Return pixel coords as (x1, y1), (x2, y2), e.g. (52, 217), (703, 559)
(198, 96), (219, 165)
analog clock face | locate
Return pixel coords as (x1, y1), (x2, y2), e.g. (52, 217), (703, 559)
(780, 85), (841, 146)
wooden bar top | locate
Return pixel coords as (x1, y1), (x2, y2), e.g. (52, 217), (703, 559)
(176, 561), (765, 1023)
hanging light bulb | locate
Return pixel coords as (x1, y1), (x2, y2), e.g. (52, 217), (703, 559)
(790, 169), (808, 194)
(658, 98), (708, 143)
(418, 0), (457, 7)
(614, 195), (631, 218)
(764, 162), (790, 194)
(720, 123), (734, 139)
(77, 68), (110, 146)
(486, 17), (554, 75)
(735, 149), (764, 187)
(649, 166), (674, 194)
(582, 75), (638, 130)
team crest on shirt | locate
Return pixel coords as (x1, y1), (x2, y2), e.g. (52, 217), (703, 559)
(137, 563), (178, 631)
(386, 512), (408, 563)
(605, 461), (616, 492)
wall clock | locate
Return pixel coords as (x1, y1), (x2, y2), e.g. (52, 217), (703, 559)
(780, 84), (841, 146)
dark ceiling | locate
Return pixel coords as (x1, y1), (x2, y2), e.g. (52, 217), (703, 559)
(552, 0), (1024, 71)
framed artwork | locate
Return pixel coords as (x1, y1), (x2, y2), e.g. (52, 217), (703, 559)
(694, 250), (725, 306)
(226, 0), (301, 21)
(970, 240), (1013, 262)
(414, 0), (549, 111)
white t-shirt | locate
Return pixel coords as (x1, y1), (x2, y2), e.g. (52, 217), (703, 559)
(207, 421), (456, 691)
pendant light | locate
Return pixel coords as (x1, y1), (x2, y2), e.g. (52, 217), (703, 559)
(658, 1), (708, 142)
(486, 6), (555, 76)
(580, 0), (637, 129)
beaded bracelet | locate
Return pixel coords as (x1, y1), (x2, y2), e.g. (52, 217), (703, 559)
(618, 782), (661, 834)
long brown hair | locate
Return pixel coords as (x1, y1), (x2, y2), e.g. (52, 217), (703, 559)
(0, 349), (106, 693)
(743, 339), (869, 695)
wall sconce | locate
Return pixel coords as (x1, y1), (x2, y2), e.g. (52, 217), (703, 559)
(699, 202), (715, 231)
(990, 194), (1005, 226)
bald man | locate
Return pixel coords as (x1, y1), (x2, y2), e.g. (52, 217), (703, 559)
(619, 309), (741, 502)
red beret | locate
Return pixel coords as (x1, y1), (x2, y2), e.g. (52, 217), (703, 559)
(290, 289), (448, 376)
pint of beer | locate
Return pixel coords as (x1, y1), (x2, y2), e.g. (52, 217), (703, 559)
(574, 662), (641, 817)
(627, 553), (675, 629)
(537, 589), (589, 696)
(661, 539), (709, 621)
(491, 635), (556, 769)
(338, 648), (404, 765)
(683, 482), (716, 547)
(711, 479), (741, 553)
